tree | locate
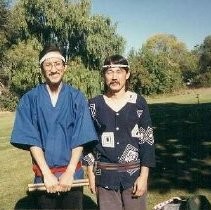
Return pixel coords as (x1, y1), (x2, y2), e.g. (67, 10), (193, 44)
(195, 35), (211, 87)
(4, 0), (29, 46)
(128, 50), (151, 95)
(128, 34), (192, 94)
(1, 0), (125, 100)
(20, 0), (125, 69)
(0, 0), (11, 86)
(181, 50), (199, 85)
(0, 0), (9, 31)
(64, 57), (101, 98)
(4, 38), (41, 97)
(199, 35), (211, 74)
(84, 15), (125, 69)
(0, 0), (10, 55)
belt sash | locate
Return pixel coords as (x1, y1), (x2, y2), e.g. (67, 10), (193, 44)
(33, 162), (82, 177)
(95, 161), (140, 172)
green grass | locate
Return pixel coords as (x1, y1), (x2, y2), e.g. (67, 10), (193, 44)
(147, 87), (211, 104)
(0, 88), (211, 209)
(147, 87), (211, 208)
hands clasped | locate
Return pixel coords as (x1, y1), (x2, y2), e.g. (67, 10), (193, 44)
(44, 171), (74, 193)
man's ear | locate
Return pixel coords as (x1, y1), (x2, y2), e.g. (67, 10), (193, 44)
(40, 66), (45, 75)
(126, 71), (130, 80)
(64, 63), (68, 72)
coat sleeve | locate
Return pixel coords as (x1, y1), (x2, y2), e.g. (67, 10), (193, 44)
(70, 92), (98, 149)
(10, 94), (42, 150)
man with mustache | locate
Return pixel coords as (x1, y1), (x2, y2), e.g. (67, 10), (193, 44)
(84, 54), (156, 210)
(11, 44), (98, 209)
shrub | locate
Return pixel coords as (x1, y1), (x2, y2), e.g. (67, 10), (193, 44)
(194, 71), (211, 87)
(0, 89), (18, 111)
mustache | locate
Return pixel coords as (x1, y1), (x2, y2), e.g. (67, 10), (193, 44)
(49, 72), (60, 76)
(109, 81), (120, 85)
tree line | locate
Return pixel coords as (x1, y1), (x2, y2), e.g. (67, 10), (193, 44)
(0, 0), (211, 111)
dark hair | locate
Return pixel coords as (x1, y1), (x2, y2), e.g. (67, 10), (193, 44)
(102, 54), (130, 92)
(39, 44), (65, 65)
(102, 54), (129, 74)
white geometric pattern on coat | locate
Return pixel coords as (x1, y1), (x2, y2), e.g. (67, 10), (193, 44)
(89, 103), (96, 118)
(137, 109), (143, 118)
(119, 144), (139, 175)
(128, 92), (137, 104)
(139, 126), (154, 145)
(83, 153), (95, 165)
(131, 124), (142, 138)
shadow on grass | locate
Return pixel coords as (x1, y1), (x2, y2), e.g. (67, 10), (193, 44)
(14, 192), (97, 210)
(149, 102), (211, 193)
(13, 102), (211, 207)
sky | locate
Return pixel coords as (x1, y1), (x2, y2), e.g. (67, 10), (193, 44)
(91, 0), (211, 54)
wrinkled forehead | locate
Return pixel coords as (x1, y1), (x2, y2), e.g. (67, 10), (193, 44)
(39, 52), (65, 64)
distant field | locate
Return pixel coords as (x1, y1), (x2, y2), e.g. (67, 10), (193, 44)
(147, 87), (211, 104)
(0, 88), (211, 209)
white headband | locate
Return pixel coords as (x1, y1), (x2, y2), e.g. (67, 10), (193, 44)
(39, 52), (65, 65)
(102, 64), (130, 69)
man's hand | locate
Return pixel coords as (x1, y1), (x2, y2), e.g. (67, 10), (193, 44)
(132, 176), (147, 197)
(30, 146), (59, 193)
(132, 166), (149, 197)
(58, 171), (74, 192)
(43, 172), (59, 193)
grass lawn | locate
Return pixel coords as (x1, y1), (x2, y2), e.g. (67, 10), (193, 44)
(0, 87), (211, 209)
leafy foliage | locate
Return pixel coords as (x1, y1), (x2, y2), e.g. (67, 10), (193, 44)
(0, 88), (18, 111)
(4, 38), (41, 97)
(0, 0), (10, 35)
(0, 0), (10, 61)
(0, 1), (211, 110)
(195, 71), (211, 87)
(128, 34), (196, 94)
(199, 35), (211, 74)
(84, 15), (125, 69)
(20, 0), (124, 69)
(128, 50), (151, 95)
(187, 36), (211, 87)
(64, 57), (101, 98)
(0, 0), (124, 105)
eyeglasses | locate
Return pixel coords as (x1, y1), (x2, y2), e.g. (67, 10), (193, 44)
(43, 61), (64, 71)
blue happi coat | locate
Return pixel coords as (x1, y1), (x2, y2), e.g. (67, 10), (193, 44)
(11, 83), (98, 180)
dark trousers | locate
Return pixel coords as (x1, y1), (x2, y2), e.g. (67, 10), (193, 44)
(97, 186), (147, 210)
(36, 187), (83, 210)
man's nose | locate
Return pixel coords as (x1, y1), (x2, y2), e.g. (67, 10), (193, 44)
(50, 64), (58, 72)
(111, 71), (118, 79)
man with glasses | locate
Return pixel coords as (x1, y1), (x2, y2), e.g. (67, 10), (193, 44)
(11, 44), (98, 209)
(84, 55), (155, 210)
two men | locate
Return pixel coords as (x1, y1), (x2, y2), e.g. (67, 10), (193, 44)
(11, 45), (98, 209)
(84, 55), (155, 210)
(11, 45), (155, 209)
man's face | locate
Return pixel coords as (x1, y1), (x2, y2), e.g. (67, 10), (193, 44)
(104, 67), (130, 93)
(41, 56), (66, 85)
